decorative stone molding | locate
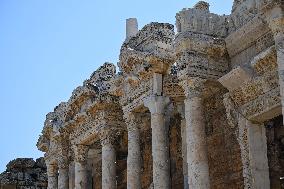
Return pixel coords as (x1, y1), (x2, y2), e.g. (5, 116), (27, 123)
(175, 1), (228, 36)
(119, 23), (175, 80)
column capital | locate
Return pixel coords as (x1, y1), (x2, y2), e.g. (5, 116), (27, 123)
(179, 77), (206, 98)
(143, 95), (170, 114)
(73, 144), (89, 163)
(46, 163), (58, 176)
(57, 155), (69, 169)
(100, 129), (119, 147)
(123, 112), (142, 131)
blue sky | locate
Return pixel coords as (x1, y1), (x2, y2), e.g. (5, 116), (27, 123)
(0, 0), (233, 172)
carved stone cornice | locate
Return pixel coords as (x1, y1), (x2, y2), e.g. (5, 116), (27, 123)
(119, 22), (175, 79)
(179, 77), (206, 98)
(73, 144), (89, 163)
(220, 46), (280, 121)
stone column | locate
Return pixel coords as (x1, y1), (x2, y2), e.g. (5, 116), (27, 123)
(47, 163), (58, 189)
(100, 133), (117, 189)
(177, 103), (189, 189)
(74, 145), (89, 189)
(69, 161), (75, 189)
(180, 78), (210, 189)
(267, 6), (284, 123)
(58, 156), (69, 189)
(125, 112), (142, 189)
(144, 95), (171, 189)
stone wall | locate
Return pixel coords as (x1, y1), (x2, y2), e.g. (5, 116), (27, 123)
(205, 91), (244, 189)
(0, 158), (47, 189)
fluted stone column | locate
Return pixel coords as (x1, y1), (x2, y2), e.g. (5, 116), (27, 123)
(101, 134), (117, 189)
(47, 163), (58, 189)
(74, 145), (89, 189)
(125, 112), (142, 189)
(144, 95), (171, 189)
(267, 7), (284, 122)
(58, 156), (69, 189)
(180, 78), (210, 189)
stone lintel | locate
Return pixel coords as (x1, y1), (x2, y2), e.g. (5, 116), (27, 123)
(218, 66), (253, 91)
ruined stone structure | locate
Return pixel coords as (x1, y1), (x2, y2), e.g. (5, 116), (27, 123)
(37, 0), (284, 188)
(0, 158), (47, 189)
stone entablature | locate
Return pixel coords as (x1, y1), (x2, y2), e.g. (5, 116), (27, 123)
(37, 1), (283, 189)
(219, 45), (280, 121)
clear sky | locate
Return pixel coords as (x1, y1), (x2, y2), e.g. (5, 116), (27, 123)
(0, 0), (233, 172)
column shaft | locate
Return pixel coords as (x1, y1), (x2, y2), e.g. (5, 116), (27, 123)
(75, 161), (88, 189)
(102, 142), (116, 189)
(151, 113), (170, 189)
(74, 145), (89, 189)
(47, 164), (58, 189)
(69, 161), (75, 189)
(181, 118), (189, 189)
(58, 168), (69, 189)
(185, 96), (210, 189)
(144, 95), (171, 189)
(127, 125), (141, 189)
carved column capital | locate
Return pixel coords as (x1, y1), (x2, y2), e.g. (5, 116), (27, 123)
(123, 112), (142, 131)
(73, 144), (89, 163)
(100, 129), (120, 147)
(46, 163), (58, 176)
(143, 95), (170, 114)
(57, 155), (69, 169)
(179, 77), (206, 98)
